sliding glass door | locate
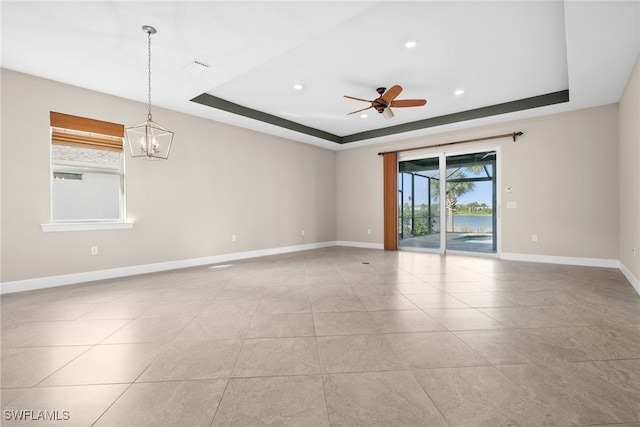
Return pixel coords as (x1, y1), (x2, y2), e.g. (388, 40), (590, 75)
(444, 152), (496, 253)
(398, 150), (497, 254)
(399, 156), (441, 250)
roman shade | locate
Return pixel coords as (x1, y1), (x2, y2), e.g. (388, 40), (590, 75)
(50, 111), (124, 151)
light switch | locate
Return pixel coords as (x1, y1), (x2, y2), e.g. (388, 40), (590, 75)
(506, 202), (518, 209)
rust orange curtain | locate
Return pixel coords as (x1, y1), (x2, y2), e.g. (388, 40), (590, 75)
(382, 151), (398, 250)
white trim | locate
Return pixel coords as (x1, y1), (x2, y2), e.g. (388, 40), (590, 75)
(41, 222), (134, 232)
(500, 252), (620, 268)
(0, 241), (336, 294)
(3, 243), (637, 296)
(439, 152), (447, 252)
(619, 262), (640, 296)
(336, 241), (385, 250)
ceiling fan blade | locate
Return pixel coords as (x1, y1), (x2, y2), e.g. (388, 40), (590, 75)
(347, 106), (373, 115)
(381, 85), (403, 104)
(344, 95), (373, 103)
(382, 107), (394, 119)
(390, 99), (427, 108)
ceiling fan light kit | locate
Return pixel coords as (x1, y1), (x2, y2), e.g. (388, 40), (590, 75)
(344, 85), (427, 119)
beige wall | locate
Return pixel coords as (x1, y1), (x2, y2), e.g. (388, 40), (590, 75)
(1, 70), (336, 282)
(2, 64), (637, 285)
(619, 54), (640, 280)
(336, 104), (621, 260)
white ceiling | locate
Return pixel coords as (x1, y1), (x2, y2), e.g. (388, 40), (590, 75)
(1, 1), (638, 150)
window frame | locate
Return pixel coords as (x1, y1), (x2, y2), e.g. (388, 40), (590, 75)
(42, 112), (133, 232)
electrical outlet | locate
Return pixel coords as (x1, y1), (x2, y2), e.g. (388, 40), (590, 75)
(90, 246), (99, 255)
(301, 230), (305, 236)
(531, 234), (538, 242)
(367, 228), (371, 235)
(231, 235), (237, 242)
(633, 248), (637, 257)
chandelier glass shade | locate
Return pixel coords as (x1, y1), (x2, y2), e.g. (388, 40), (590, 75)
(125, 25), (174, 160)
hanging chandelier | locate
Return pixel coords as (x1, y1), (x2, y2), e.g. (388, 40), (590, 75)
(125, 25), (174, 160)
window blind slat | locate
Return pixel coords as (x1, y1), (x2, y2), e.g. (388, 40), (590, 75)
(51, 130), (123, 152)
(50, 112), (123, 151)
(50, 111), (124, 138)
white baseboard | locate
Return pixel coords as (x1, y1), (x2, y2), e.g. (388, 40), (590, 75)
(500, 252), (620, 268)
(0, 241), (337, 294)
(3, 243), (638, 296)
(501, 252), (639, 296)
(619, 262), (640, 296)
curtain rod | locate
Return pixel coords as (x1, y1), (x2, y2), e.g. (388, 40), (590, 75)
(377, 131), (523, 156)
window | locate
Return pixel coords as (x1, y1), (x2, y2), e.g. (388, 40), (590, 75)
(49, 112), (126, 224)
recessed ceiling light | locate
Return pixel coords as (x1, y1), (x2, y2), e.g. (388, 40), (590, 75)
(293, 84), (304, 90)
(404, 40), (418, 49)
(454, 89), (465, 96)
(360, 114), (368, 118)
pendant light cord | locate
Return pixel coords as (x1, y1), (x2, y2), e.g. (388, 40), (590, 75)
(147, 29), (152, 121)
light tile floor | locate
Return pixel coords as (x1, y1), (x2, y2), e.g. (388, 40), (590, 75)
(1, 247), (639, 426)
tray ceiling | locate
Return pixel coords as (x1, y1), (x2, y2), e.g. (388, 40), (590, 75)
(1, 1), (638, 149)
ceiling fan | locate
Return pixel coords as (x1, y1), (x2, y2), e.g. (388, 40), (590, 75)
(344, 85), (427, 119)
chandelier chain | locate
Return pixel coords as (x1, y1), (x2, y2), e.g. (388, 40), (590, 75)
(147, 29), (152, 121)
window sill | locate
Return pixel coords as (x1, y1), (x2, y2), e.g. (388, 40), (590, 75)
(41, 222), (134, 232)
